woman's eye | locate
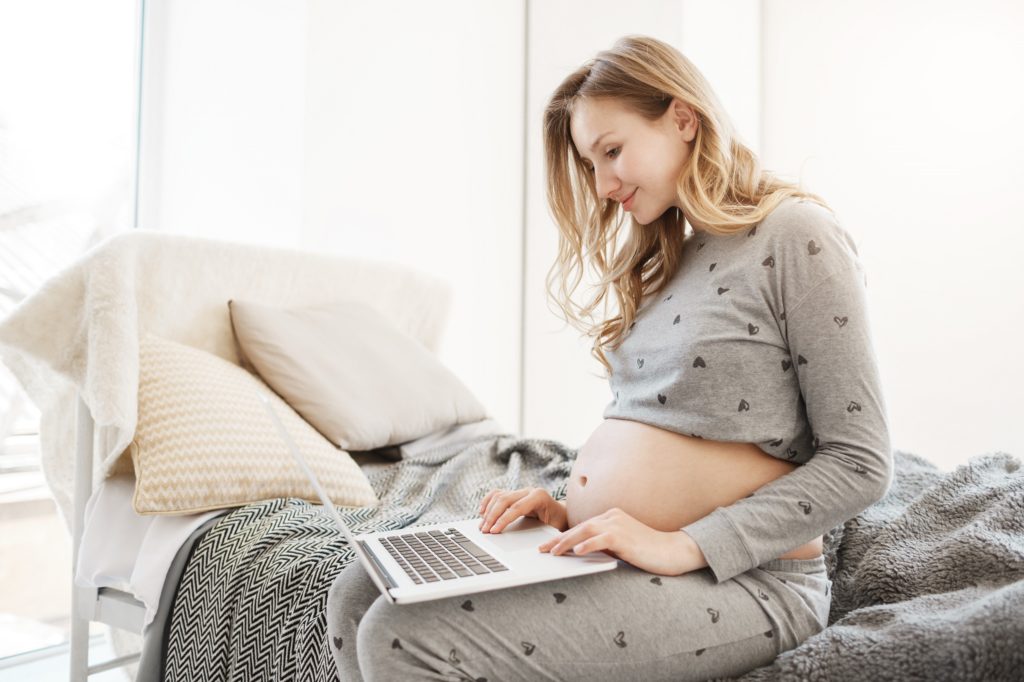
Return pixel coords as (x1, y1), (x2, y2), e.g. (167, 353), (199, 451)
(581, 147), (618, 172)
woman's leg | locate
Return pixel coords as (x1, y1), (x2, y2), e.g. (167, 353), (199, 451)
(333, 555), (830, 682)
(326, 562), (382, 682)
(734, 556), (832, 654)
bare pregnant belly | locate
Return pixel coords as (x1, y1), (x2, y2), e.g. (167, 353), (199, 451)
(565, 418), (823, 561)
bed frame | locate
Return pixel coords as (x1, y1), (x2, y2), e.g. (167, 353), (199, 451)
(70, 396), (146, 681)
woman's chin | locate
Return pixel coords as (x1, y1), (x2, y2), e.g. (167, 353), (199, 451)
(631, 209), (659, 226)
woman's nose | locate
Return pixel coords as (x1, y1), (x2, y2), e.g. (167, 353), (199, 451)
(595, 172), (620, 201)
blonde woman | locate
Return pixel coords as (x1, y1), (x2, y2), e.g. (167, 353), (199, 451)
(327, 34), (891, 681)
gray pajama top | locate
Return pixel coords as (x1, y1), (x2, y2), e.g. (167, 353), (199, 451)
(601, 197), (893, 584)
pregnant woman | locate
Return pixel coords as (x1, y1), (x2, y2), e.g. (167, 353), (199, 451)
(327, 33), (892, 681)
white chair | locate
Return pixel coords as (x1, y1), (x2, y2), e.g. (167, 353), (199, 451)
(69, 396), (146, 681)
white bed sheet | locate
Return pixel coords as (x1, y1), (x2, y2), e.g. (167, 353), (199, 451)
(73, 417), (509, 634)
(73, 474), (228, 633)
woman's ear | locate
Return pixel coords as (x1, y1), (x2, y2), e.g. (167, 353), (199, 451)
(671, 98), (699, 143)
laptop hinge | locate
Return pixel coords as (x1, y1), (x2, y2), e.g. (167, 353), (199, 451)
(357, 539), (399, 589)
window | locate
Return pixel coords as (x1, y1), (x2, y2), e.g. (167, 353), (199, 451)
(0, 0), (137, 663)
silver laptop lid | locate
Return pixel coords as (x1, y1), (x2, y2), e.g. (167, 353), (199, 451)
(257, 391), (358, 546)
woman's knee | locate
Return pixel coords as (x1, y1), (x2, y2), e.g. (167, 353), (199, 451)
(328, 565), (375, 609)
(355, 599), (430, 679)
(326, 564), (380, 646)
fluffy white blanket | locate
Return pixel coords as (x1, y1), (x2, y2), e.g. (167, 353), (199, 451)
(0, 230), (452, 533)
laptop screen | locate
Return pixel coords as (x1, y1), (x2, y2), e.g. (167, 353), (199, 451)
(256, 390), (358, 546)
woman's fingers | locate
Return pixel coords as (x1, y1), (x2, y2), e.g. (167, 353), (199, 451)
(478, 489), (500, 514)
(479, 489), (534, 533)
(481, 498), (520, 532)
(479, 490), (508, 526)
(479, 490), (512, 530)
(486, 503), (525, 533)
(479, 502), (500, 530)
(539, 519), (597, 555)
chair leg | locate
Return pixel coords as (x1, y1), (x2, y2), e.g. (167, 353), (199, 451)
(71, 396), (95, 680)
(69, 602), (90, 681)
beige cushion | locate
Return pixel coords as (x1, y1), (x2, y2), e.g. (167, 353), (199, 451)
(127, 332), (379, 515)
(227, 298), (489, 451)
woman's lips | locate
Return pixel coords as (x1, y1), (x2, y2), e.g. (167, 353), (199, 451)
(623, 189), (637, 210)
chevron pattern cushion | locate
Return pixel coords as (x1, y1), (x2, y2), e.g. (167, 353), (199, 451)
(127, 332), (380, 515)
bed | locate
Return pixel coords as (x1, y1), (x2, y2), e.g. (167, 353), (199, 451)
(1, 231), (1022, 681)
(107, 442), (1023, 682)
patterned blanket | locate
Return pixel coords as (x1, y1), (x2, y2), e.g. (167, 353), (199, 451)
(162, 435), (1024, 681)
(728, 449), (1024, 681)
(163, 434), (577, 681)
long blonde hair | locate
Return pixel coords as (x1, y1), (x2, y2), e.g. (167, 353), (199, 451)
(543, 34), (833, 378)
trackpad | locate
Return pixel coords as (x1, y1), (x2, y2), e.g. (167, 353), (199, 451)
(480, 517), (559, 553)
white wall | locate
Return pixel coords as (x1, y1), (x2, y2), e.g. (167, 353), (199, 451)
(137, 0), (1024, 468)
(302, 0), (525, 435)
(137, 0), (307, 247)
(137, 0), (525, 433)
(762, 0), (1024, 470)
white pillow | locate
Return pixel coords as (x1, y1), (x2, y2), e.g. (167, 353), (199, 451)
(228, 298), (490, 451)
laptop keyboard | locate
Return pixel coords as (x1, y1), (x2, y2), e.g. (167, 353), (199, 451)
(378, 528), (509, 584)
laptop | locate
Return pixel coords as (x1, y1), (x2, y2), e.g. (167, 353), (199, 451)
(257, 391), (619, 605)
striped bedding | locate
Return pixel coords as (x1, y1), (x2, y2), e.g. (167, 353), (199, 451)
(157, 433), (577, 681)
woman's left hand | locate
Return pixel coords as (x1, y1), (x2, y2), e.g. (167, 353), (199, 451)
(536, 507), (705, 576)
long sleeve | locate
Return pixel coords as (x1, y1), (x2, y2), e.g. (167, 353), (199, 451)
(680, 260), (893, 583)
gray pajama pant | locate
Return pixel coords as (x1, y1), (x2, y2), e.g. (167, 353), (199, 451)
(325, 554), (831, 681)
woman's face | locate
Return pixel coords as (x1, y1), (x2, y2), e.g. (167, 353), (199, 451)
(569, 96), (698, 226)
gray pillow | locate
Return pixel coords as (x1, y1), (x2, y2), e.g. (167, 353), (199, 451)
(228, 298), (489, 452)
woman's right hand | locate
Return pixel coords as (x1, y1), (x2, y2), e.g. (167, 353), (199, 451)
(478, 487), (568, 533)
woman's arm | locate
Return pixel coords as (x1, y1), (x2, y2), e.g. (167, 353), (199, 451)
(681, 262), (892, 584)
